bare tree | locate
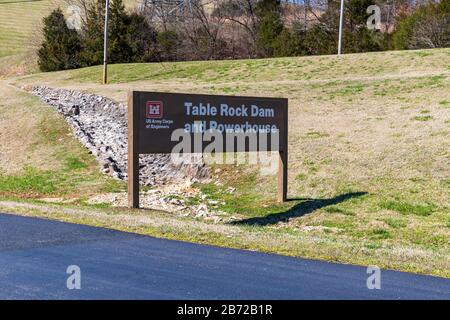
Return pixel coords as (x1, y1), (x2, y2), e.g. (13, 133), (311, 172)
(213, 0), (258, 45)
(180, 0), (228, 59)
(139, 0), (190, 31)
(282, 0), (325, 30)
(409, 12), (450, 48)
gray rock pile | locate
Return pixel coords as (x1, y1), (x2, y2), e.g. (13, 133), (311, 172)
(32, 86), (209, 186)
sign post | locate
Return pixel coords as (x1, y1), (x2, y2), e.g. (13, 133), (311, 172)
(103, 0), (110, 85)
(338, 0), (345, 55)
(128, 91), (288, 208)
(128, 91), (140, 208)
(278, 149), (288, 203)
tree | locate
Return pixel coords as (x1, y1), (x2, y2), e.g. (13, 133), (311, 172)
(213, 0), (259, 57)
(78, 0), (105, 66)
(38, 8), (82, 71)
(109, 0), (133, 63)
(255, 0), (284, 57)
(178, 0), (229, 60)
(393, 0), (450, 49)
(273, 26), (308, 57)
(78, 0), (158, 66)
(305, 0), (387, 55)
(128, 13), (158, 62)
(157, 30), (180, 61)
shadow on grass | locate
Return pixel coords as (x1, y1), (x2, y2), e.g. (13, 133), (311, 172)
(230, 192), (367, 226)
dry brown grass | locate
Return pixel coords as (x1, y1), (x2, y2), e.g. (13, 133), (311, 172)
(0, 80), (122, 198)
(2, 48), (449, 276)
(0, 81), (61, 173)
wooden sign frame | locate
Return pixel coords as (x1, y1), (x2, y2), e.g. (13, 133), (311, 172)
(128, 91), (288, 208)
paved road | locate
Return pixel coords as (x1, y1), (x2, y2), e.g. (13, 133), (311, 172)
(0, 213), (448, 299)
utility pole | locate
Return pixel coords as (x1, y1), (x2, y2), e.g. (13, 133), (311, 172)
(338, 0), (344, 55)
(103, 0), (110, 84)
(304, 0), (308, 32)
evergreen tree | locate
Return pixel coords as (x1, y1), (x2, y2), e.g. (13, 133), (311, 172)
(109, 0), (133, 63)
(38, 8), (82, 71)
(78, 0), (105, 66)
(304, 0), (386, 55)
(128, 13), (158, 62)
(78, 0), (158, 66)
(157, 30), (180, 61)
(273, 27), (308, 57)
(255, 0), (284, 57)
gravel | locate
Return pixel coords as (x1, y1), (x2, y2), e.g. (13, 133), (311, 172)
(32, 86), (209, 186)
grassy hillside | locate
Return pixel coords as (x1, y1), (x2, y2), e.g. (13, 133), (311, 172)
(0, 81), (122, 202)
(0, 0), (58, 58)
(0, 0), (62, 75)
(0, 0), (138, 76)
(2, 48), (450, 277)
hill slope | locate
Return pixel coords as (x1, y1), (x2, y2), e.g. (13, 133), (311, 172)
(0, 0), (59, 58)
(2, 48), (450, 277)
(0, 0), (138, 76)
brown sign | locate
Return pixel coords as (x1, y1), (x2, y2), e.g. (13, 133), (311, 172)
(128, 91), (288, 208)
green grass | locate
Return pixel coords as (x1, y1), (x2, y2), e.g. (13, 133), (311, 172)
(379, 200), (436, 216)
(370, 228), (392, 240)
(412, 51), (434, 57)
(0, 0), (58, 58)
(439, 100), (449, 108)
(413, 115), (433, 121)
(323, 206), (355, 216)
(0, 81), (124, 198)
(17, 48), (448, 85)
(1, 47), (449, 277)
(305, 131), (330, 139)
(196, 169), (291, 218)
(0, 163), (123, 198)
(0, 166), (57, 195)
(382, 217), (407, 229)
(65, 156), (88, 170)
(335, 84), (365, 95)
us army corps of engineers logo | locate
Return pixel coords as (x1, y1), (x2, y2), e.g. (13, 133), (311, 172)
(145, 101), (173, 130)
(146, 101), (163, 119)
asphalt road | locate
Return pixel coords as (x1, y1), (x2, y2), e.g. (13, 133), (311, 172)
(0, 213), (448, 300)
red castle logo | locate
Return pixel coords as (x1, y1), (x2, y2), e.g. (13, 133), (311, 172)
(146, 101), (163, 119)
